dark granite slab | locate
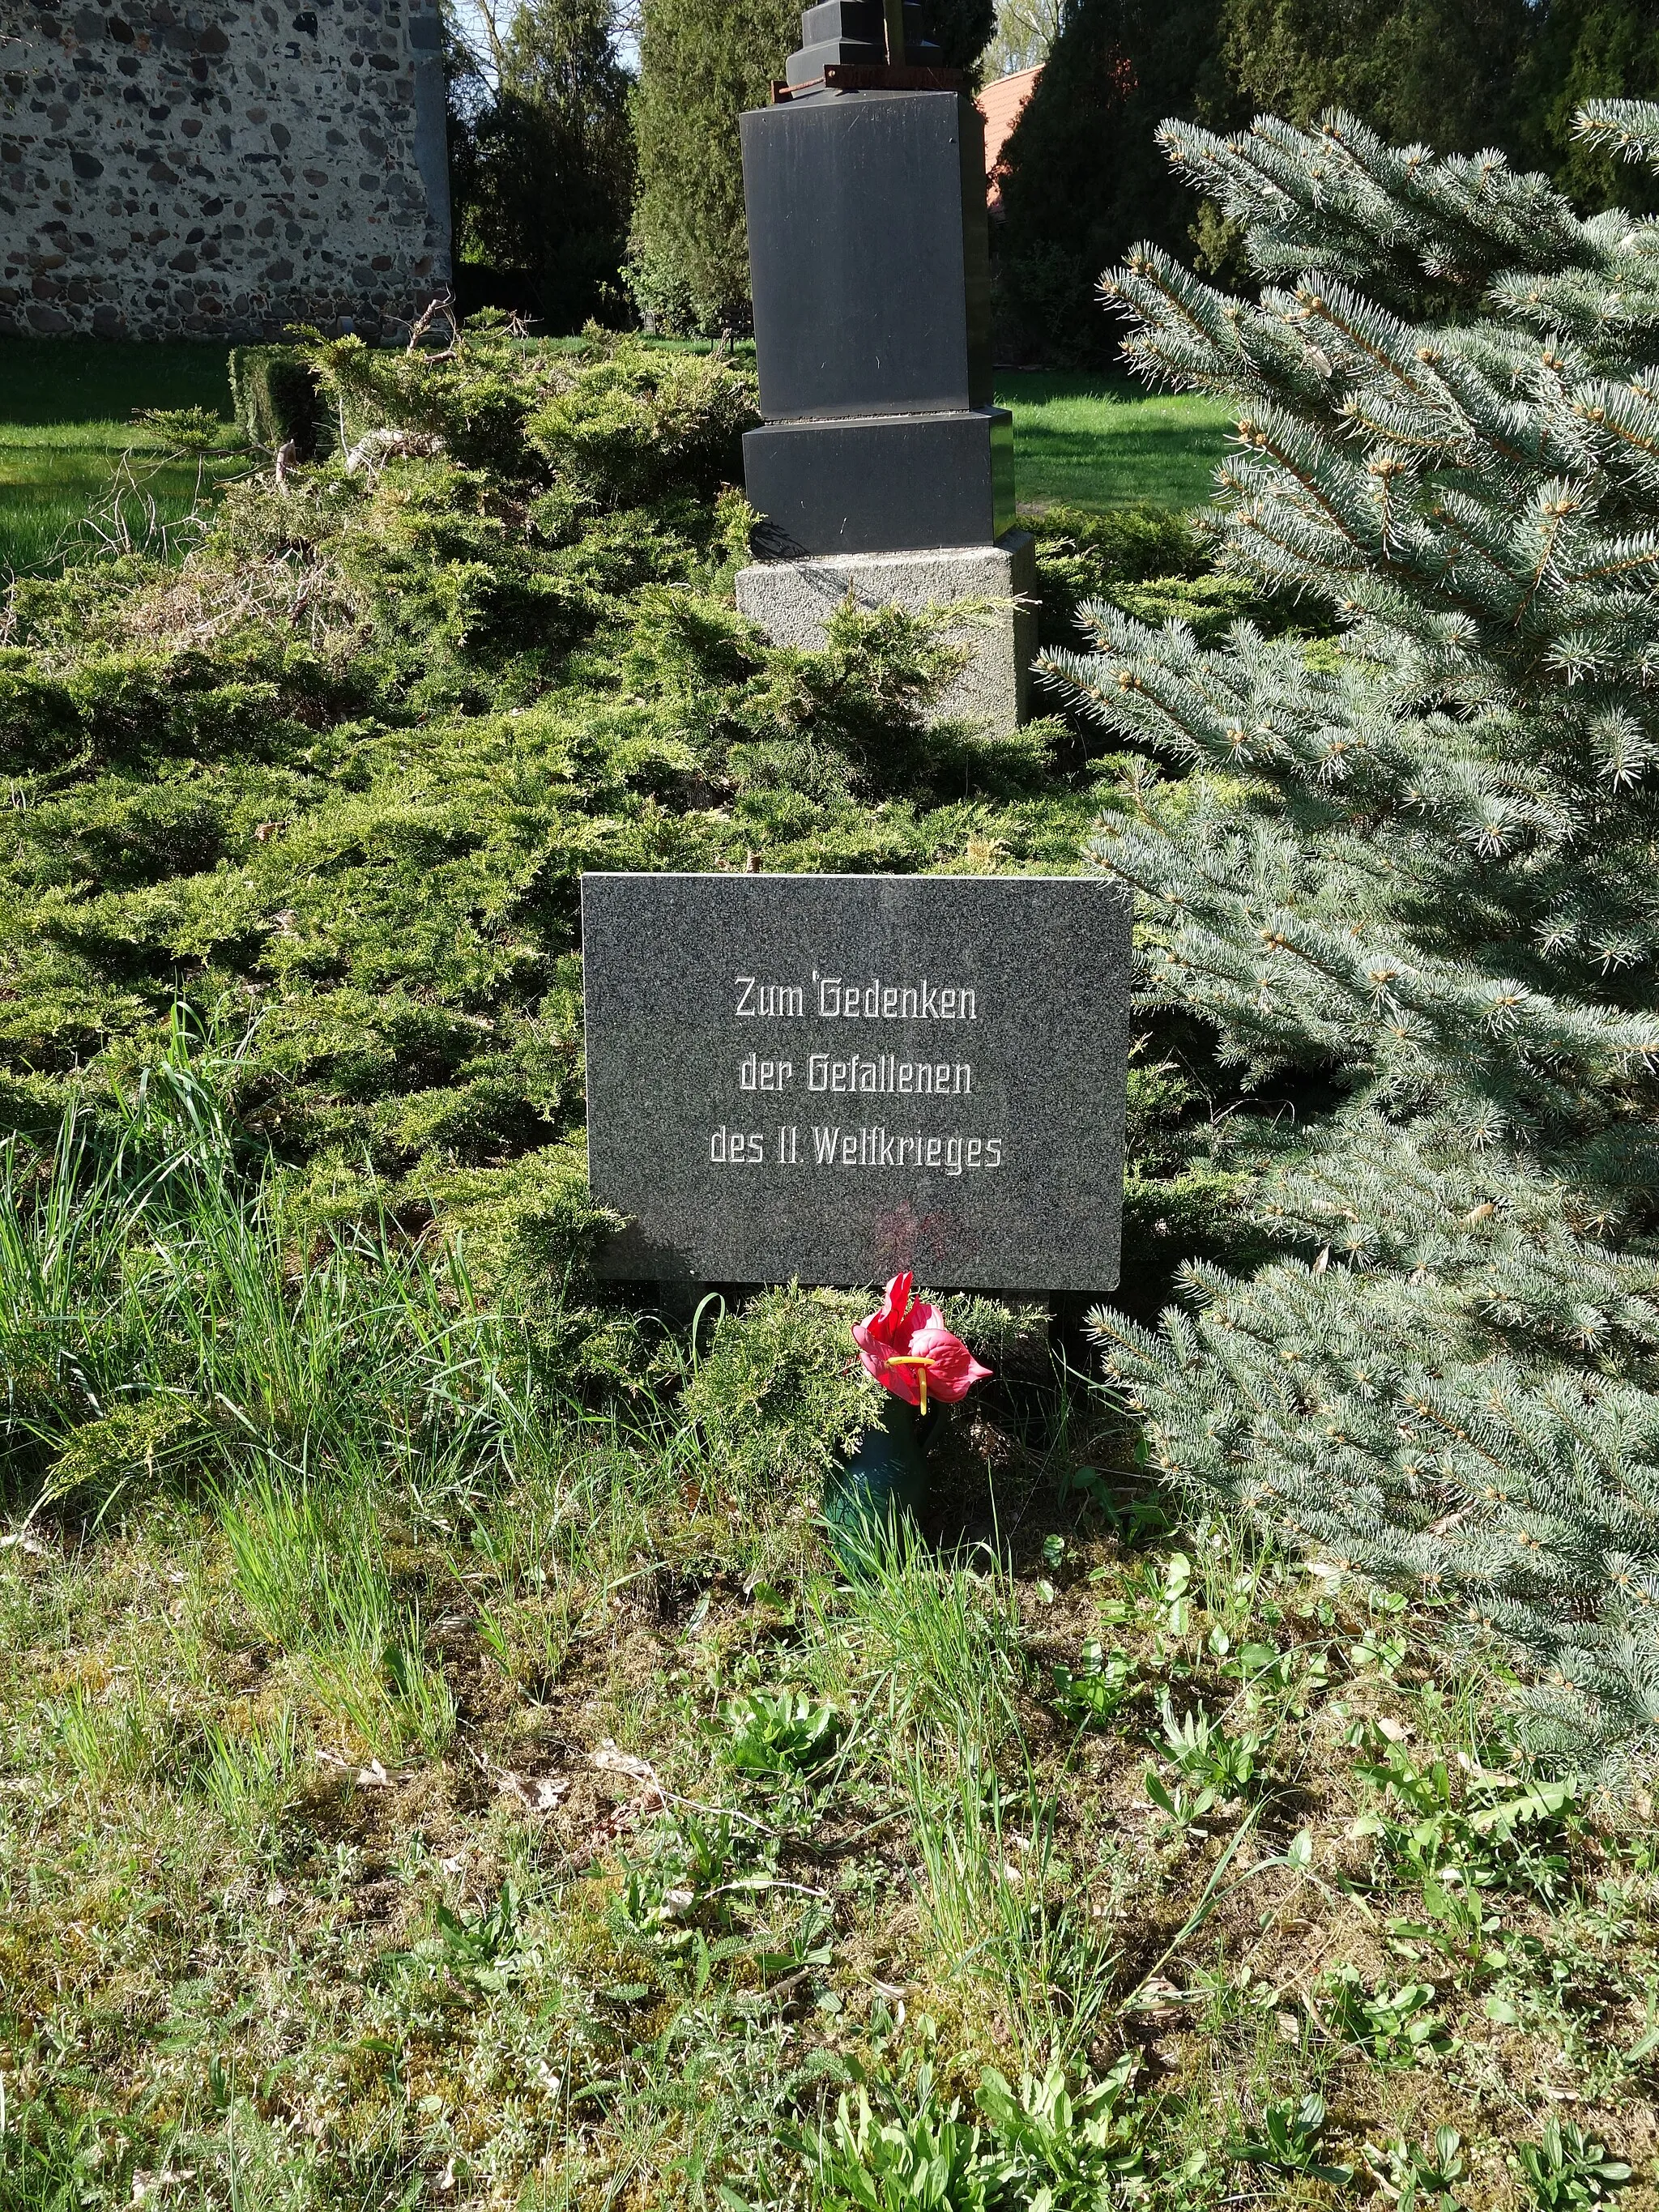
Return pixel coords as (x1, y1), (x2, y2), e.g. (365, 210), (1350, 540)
(743, 407), (1013, 554)
(740, 92), (990, 421)
(582, 872), (1129, 1291)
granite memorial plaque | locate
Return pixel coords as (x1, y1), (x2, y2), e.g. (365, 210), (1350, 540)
(582, 872), (1130, 1290)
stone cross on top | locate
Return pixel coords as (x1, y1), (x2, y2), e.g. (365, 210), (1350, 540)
(780, 0), (946, 92)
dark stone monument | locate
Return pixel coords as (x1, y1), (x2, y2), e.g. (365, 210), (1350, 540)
(740, 85), (1011, 554)
(734, 7), (1034, 728)
(582, 872), (1130, 1291)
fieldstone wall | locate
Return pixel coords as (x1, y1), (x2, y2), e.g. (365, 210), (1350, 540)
(0, 1), (452, 340)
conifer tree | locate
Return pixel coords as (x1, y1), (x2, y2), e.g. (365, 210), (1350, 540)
(926, 0), (997, 77)
(1219, 0), (1529, 160)
(1039, 104), (1659, 1757)
(628, 0), (800, 332)
(1514, 0), (1659, 218)
(447, 0), (635, 327)
(993, 0), (1229, 364)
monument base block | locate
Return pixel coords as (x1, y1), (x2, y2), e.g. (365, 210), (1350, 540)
(736, 529), (1036, 734)
(742, 407), (1013, 556)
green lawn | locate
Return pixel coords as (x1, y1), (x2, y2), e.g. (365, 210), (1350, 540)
(0, 339), (235, 578)
(997, 370), (1235, 513)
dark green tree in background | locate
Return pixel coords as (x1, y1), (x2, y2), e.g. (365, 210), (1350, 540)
(627, 0), (802, 332)
(927, 0), (998, 75)
(1514, 0), (1659, 215)
(1220, 0), (1529, 156)
(628, 0), (995, 332)
(447, 0), (635, 330)
(992, 0), (1659, 363)
(992, 0), (1230, 365)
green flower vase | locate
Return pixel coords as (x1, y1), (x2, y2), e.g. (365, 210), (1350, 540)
(823, 1397), (935, 1565)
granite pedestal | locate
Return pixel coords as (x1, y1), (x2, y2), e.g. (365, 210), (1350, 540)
(736, 528), (1037, 732)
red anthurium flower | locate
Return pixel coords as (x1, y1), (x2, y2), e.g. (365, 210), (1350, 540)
(853, 1271), (992, 1415)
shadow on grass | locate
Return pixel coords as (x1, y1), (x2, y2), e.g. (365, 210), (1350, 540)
(0, 337), (236, 577)
(0, 337), (234, 427)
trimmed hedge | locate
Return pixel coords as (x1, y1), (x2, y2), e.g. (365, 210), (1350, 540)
(228, 346), (330, 459)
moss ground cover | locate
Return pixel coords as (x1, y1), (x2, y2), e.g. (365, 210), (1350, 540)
(2, 324), (1656, 2207)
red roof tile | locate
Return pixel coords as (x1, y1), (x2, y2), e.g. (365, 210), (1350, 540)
(977, 66), (1040, 207)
